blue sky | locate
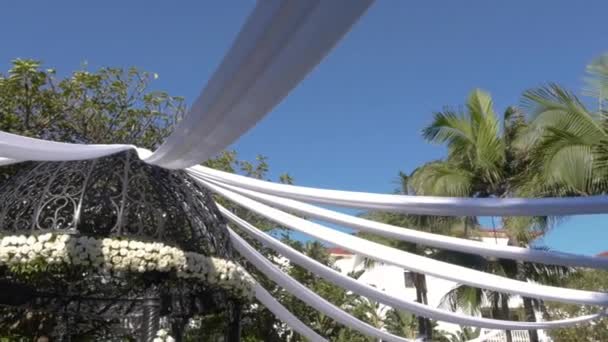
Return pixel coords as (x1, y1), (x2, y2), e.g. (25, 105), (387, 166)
(2, 1), (607, 255)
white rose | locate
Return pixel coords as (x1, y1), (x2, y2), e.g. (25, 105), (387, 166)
(32, 242), (44, 253)
(38, 233), (52, 242)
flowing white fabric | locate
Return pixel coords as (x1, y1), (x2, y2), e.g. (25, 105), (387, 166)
(220, 204), (605, 330)
(198, 178), (608, 306)
(0, 2), (373, 169)
(0, 131), (139, 164)
(199, 177), (608, 269)
(188, 165), (608, 216)
(143, 0), (374, 168)
(252, 282), (327, 342)
(3, 132), (608, 219)
(229, 227), (414, 342)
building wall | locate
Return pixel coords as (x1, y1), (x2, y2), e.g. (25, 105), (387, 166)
(330, 235), (551, 341)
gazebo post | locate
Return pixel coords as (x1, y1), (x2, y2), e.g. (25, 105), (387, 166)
(141, 288), (161, 342)
(225, 302), (242, 342)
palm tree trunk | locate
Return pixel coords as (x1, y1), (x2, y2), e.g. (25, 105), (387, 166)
(414, 273), (432, 340)
(500, 296), (513, 342)
(523, 297), (540, 342)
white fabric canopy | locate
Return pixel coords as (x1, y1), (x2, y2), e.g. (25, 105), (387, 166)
(189, 165), (608, 216)
(143, 0), (373, 169)
(221, 204), (606, 330)
(203, 177), (608, 269)
(252, 282), (327, 342)
(0, 1), (373, 170)
(198, 178), (608, 307)
(0, 131), (139, 163)
(228, 227), (414, 342)
(1, 1), (607, 339)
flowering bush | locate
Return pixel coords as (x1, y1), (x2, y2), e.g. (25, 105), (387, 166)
(0, 233), (254, 298)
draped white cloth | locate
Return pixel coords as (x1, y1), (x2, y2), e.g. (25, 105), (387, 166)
(141, 0), (374, 169)
(198, 178), (608, 306)
(1, 0), (607, 338)
(0, 131), (139, 164)
(188, 165), (608, 216)
(0, 0), (373, 170)
(228, 227), (414, 342)
(221, 204), (606, 330)
(252, 282), (327, 342)
(201, 176), (608, 269)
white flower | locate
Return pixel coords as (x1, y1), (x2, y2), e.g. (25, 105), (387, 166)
(0, 233), (253, 297)
(38, 233), (52, 242)
(26, 236), (37, 245)
(157, 329), (168, 337)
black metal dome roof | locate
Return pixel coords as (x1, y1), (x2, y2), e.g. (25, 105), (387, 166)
(0, 151), (245, 340)
(0, 150), (232, 257)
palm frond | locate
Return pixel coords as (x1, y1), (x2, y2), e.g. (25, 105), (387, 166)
(410, 161), (474, 197)
(440, 285), (482, 314)
(582, 53), (608, 108)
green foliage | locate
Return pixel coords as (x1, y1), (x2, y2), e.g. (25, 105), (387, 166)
(545, 270), (608, 341)
(0, 59), (184, 148)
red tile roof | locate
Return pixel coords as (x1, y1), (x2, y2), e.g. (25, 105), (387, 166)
(597, 251), (608, 257)
(327, 247), (353, 256)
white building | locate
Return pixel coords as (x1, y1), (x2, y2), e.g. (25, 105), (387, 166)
(328, 230), (551, 342)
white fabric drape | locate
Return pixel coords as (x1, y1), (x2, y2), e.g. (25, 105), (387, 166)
(203, 177), (608, 269)
(143, 0), (374, 168)
(188, 165), (608, 216)
(0, 131), (139, 164)
(0, 1), (373, 169)
(228, 227), (414, 342)
(252, 282), (327, 342)
(221, 204), (605, 330)
(198, 178), (608, 306)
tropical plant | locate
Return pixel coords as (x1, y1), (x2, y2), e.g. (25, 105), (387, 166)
(517, 53), (608, 197)
(384, 308), (418, 339)
(411, 89), (570, 342)
(544, 269), (608, 341)
(360, 172), (466, 341)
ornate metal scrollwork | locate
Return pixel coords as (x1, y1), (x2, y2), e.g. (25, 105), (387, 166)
(0, 151), (232, 256)
(0, 151), (244, 340)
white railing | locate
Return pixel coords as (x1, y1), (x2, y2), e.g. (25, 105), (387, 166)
(478, 329), (534, 342)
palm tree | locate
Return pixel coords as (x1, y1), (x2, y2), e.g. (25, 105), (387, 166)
(410, 89), (565, 342)
(383, 309), (418, 339)
(361, 173), (464, 341)
(358, 200), (462, 340)
(516, 54), (608, 196)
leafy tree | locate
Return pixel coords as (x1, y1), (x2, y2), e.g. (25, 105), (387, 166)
(544, 269), (608, 341)
(0, 59), (295, 341)
(384, 308), (418, 339)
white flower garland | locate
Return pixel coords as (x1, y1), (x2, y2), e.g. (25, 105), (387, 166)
(0, 233), (254, 298)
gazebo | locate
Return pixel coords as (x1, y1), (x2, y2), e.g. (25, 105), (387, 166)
(0, 151), (251, 341)
(0, 1), (607, 342)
